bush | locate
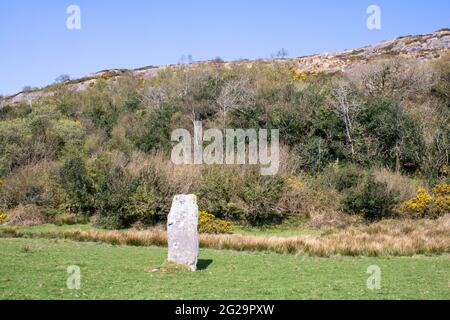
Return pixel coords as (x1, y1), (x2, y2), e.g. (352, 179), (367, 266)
(197, 166), (286, 225)
(0, 162), (61, 210)
(372, 167), (424, 202)
(134, 105), (177, 153)
(397, 183), (450, 218)
(361, 98), (424, 171)
(125, 164), (173, 225)
(341, 175), (399, 221)
(93, 214), (122, 230)
(59, 158), (94, 213)
(0, 211), (6, 224)
(323, 163), (364, 192)
(5, 204), (46, 226)
(198, 210), (233, 234)
(53, 213), (89, 226)
(94, 166), (132, 229)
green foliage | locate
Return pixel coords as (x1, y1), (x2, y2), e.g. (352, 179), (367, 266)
(294, 137), (333, 173)
(94, 166), (132, 229)
(325, 163), (364, 192)
(134, 105), (177, 153)
(84, 102), (120, 136)
(197, 166), (286, 225)
(0, 56), (448, 227)
(342, 175), (399, 221)
(125, 165), (173, 225)
(53, 213), (89, 226)
(59, 158), (93, 213)
(361, 98), (424, 171)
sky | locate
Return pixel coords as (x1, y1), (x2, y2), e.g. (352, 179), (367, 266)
(0, 0), (449, 96)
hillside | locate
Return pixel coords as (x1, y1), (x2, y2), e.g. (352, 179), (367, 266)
(0, 27), (448, 232)
(1, 29), (449, 107)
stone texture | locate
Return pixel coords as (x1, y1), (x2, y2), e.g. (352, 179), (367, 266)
(167, 195), (199, 272)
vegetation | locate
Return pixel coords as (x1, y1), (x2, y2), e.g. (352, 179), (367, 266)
(198, 210), (233, 234)
(397, 183), (450, 218)
(0, 53), (449, 230)
(0, 237), (449, 299)
(2, 214), (449, 256)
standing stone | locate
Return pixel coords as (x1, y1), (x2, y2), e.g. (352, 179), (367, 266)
(167, 194), (199, 271)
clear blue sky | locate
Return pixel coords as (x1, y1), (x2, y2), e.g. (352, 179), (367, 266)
(0, 0), (449, 96)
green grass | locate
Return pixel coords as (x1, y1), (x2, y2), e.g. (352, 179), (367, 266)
(2, 220), (326, 238)
(1, 237), (449, 299)
(233, 217), (326, 237)
(4, 224), (96, 234)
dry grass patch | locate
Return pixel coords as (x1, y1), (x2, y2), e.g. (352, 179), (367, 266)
(5, 205), (46, 227)
(1, 214), (449, 257)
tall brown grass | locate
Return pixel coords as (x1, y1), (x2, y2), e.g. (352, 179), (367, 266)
(2, 214), (449, 257)
(372, 167), (425, 202)
(5, 204), (46, 226)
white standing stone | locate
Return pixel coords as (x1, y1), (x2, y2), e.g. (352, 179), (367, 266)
(167, 194), (199, 271)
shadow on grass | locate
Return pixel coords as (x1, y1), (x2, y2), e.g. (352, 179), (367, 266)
(197, 259), (213, 270)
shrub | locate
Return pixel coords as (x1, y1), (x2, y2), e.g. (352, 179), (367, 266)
(361, 98), (424, 171)
(125, 164), (173, 225)
(59, 158), (94, 213)
(196, 167), (244, 220)
(342, 175), (399, 221)
(197, 166), (286, 225)
(323, 163), (364, 192)
(0, 211), (7, 224)
(398, 187), (432, 218)
(198, 210), (233, 234)
(277, 176), (307, 214)
(240, 174), (286, 225)
(372, 167), (424, 202)
(5, 204), (46, 226)
(53, 213), (89, 226)
(0, 162), (61, 210)
(429, 194), (450, 217)
(397, 183), (450, 218)
(94, 166), (132, 229)
(293, 137), (338, 173)
(88, 154), (175, 229)
(93, 214), (122, 230)
(134, 105), (177, 153)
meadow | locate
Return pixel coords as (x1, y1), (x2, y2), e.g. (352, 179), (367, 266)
(0, 34), (449, 300)
(1, 237), (449, 300)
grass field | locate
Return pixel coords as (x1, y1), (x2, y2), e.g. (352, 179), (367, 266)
(1, 237), (449, 299)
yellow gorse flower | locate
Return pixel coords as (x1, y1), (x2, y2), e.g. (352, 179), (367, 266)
(432, 183), (450, 196)
(0, 212), (7, 223)
(398, 184), (450, 218)
(198, 210), (233, 234)
(404, 187), (432, 214)
(286, 177), (304, 192)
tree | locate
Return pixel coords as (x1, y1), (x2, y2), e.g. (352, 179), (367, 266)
(330, 80), (364, 157)
(55, 74), (71, 84)
(216, 78), (256, 130)
(59, 158), (93, 213)
(272, 48), (288, 59)
(139, 86), (167, 110)
(362, 98), (424, 172)
(349, 58), (435, 100)
(22, 86), (38, 92)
